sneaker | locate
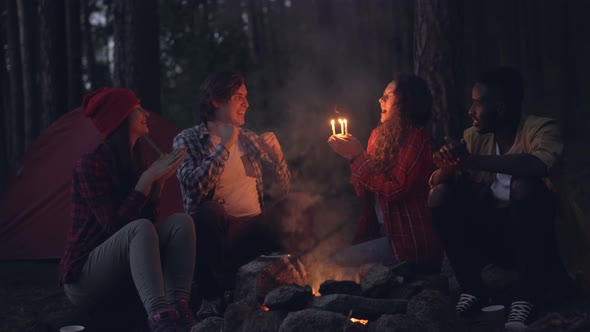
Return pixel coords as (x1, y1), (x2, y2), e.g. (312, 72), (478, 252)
(505, 301), (534, 331)
(195, 297), (223, 321)
(455, 293), (484, 317)
(175, 299), (197, 330)
(149, 307), (181, 332)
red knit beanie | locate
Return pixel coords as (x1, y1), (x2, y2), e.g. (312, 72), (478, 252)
(81, 87), (141, 138)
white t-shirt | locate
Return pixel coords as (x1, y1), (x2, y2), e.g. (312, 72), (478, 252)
(490, 143), (514, 207)
(210, 135), (261, 218)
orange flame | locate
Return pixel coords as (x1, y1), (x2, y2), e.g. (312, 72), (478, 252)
(350, 318), (368, 325)
(259, 304), (270, 312)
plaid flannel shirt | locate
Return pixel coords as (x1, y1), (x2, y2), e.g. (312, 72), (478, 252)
(173, 123), (291, 215)
(350, 126), (442, 269)
(59, 144), (156, 285)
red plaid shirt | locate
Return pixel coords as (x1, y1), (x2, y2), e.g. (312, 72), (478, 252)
(350, 126), (442, 269)
(59, 144), (156, 285)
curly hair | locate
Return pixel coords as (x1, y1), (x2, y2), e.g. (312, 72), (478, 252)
(196, 71), (245, 124)
(368, 73), (432, 176)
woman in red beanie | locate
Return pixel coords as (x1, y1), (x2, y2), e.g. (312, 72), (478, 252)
(58, 87), (196, 332)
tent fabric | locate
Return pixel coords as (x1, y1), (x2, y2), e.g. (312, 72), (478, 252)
(0, 109), (185, 260)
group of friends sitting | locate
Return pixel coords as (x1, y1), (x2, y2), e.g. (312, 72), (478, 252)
(58, 67), (573, 332)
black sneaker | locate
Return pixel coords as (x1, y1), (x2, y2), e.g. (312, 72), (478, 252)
(455, 293), (484, 317)
(505, 301), (534, 331)
(195, 297), (223, 321)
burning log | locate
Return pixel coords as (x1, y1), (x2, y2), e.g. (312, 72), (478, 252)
(319, 280), (362, 296)
(311, 294), (407, 320)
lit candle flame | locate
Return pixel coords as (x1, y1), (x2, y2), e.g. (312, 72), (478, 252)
(331, 120), (336, 136)
(343, 119), (348, 135)
(338, 118), (344, 135)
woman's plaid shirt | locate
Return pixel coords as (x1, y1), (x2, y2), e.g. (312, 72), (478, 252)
(173, 123), (291, 215)
(350, 126), (442, 269)
(59, 144), (155, 285)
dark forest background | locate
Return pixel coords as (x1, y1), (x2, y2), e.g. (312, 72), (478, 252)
(1, 0), (590, 197)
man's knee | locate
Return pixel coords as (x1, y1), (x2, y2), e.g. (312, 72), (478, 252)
(427, 183), (454, 208)
(510, 177), (546, 202)
(193, 201), (225, 227)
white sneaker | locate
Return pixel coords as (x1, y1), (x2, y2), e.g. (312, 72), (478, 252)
(504, 301), (534, 331)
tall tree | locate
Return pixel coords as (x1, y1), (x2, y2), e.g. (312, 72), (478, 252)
(39, 0), (68, 129)
(1, 0), (8, 189)
(66, 0), (82, 110)
(113, 0), (160, 112)
(81, 0), (97, 91)
(5, 0), (23, 167)
(16, 0), (40, 149)
(413, 0), (463, 145)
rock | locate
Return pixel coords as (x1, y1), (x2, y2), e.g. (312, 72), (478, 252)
(390, 261), (418, 282)
(264, 284), (313, 311)
(241, 309), (287, 332)
(406, 290), (461, 332)
(388, 280), (427, 300)
(234, 255), (287, 305)
(311, 294), (407, 320)
(256, 257), (308, 302)
(368, 314), (430, 332)
(234, 254), (307, 305)
(418, 274), (450, 295)
(224, 301), (257, 332)
(278, 309), (348, 332)
(319, 280), (362, 296)
(360, 264), (403, 298)
(190, 317), (224, 332)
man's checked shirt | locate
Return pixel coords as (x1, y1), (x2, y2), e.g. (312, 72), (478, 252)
(173, 123), (290, 215)
(350, 126), (442, 269)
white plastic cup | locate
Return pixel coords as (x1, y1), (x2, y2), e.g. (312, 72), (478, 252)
(59, 325), (85, 332)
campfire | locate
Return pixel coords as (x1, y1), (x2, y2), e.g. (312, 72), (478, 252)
(212, 254), (455, 331)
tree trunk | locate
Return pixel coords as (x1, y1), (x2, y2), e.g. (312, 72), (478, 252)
(5, 0), (24, 168)
(65, 0), (82, 110)
(16, 0), (40, 150)
(0, 0), (8, 190)
(413, 0), (463, 145)
(39, 0), (68, 129)
(113, 0), (160, 113)
(81, 0), (97, 91)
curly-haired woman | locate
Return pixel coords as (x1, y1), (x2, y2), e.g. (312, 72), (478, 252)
(328, 73), (442, 272)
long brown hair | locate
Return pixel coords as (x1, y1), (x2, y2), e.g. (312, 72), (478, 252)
(368, 73), (432, 176)
(104, 118), (146, 196)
